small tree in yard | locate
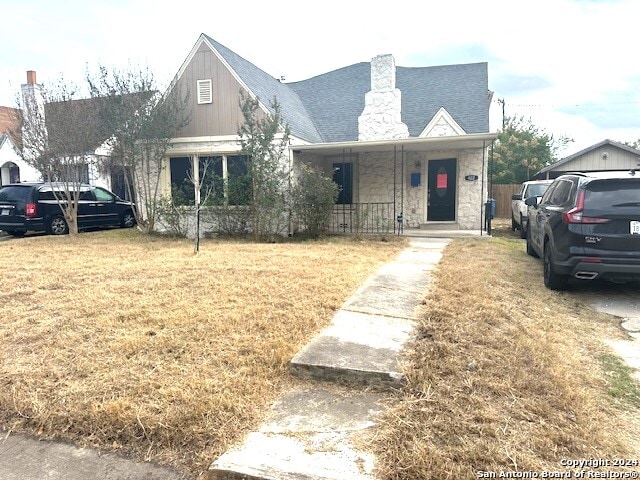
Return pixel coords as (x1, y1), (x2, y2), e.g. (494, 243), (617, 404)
(20, 77), (105, 235)
(292, 163), (338, 237)
(88, 66), (190, 233)
(492, 116), (572, 184)
(238, 93), (291, 240)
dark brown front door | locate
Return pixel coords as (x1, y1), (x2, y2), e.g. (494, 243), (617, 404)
(427, 158), (456, 221)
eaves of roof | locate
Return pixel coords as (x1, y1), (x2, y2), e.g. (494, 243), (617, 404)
(537, 139), (640, 174)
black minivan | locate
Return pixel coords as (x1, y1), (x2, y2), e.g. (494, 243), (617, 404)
(0, 182), (136, 236)
(525, 170), (640, 290)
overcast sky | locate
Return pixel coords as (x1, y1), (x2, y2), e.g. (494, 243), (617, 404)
(1, 0), (638, 157)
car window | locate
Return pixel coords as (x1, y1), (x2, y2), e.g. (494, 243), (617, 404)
(584, 179), (640, 216)
(549, 180), (573, 206)
(0, 186), (32, 202)
(38, 191), (57, 201)
(524, 183), (551, 198)
(93, 188), (114, 202)
(539, 182), (557, 205)
(79, 190), (94, 201)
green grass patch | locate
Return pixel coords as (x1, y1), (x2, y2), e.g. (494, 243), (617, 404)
(599, 353), (640, 407)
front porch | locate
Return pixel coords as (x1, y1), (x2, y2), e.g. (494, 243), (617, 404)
(293, 134), (496, 236)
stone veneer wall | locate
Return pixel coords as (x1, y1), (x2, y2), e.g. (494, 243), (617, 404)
(356, 149), (487, 229)
(456, 149), (486, 230)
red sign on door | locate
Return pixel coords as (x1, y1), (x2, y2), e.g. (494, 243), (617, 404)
(437, 173), (448, 189)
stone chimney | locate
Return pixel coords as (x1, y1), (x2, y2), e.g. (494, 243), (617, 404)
(358, 54), (409, 141)
(21, 70), (48, 161)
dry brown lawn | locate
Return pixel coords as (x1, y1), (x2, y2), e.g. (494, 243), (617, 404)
(0, 229), (405, 477)
(373, 219), (640, 479)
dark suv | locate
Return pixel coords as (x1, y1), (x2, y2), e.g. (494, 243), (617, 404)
(0, 182), (136, 236)
(525, 170), (640, 290)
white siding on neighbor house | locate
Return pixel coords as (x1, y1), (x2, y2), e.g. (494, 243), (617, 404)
(547, 145), (640, 174)
(0, 140), (41, 185)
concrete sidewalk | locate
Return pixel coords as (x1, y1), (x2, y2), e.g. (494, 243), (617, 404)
(207, 238), (450, 480)
(0, 431), (189, 480)
(589, 286), (640, 382)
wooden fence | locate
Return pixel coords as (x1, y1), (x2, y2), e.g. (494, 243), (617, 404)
(490, 184), (520, 218)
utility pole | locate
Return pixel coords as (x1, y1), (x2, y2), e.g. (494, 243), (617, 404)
(497, 98), (506, 128)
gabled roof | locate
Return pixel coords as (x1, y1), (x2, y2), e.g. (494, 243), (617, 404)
(287, 61), (490, 142)
(0, 132), (22, 157)
(202, 34), (323, 143)
(181, 34), (491, 144)
(537, 139), (640, 174)
(0, 106), (22, 148)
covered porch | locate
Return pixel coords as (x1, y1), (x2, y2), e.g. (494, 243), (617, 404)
(292, 133), (497, 236)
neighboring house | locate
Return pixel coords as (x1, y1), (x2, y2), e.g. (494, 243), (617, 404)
(0, 106), (41, 185)
(17, 71), (119, 194)
(534, 139), (640, 180)
(162, 33), (496, 234)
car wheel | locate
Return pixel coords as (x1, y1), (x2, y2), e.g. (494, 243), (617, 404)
(511, 215), (517, 231)
(121, 211), (136, 228)
(6, 230), (26, 237)
(519, 214), (527, 239)
(543, 243), (568, 290)
(48, 216), (69, 235)
(526, 227), (538, 258)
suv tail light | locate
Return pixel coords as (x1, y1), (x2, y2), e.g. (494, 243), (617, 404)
(25, 203), (37, 217)
(563, 190), (611, 224)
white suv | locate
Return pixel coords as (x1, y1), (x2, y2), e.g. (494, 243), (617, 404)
(511, 180), (553, 238)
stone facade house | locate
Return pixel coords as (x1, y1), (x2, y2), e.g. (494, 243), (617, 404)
(534, 139), (640, 180)
(162, 33), (497, 234)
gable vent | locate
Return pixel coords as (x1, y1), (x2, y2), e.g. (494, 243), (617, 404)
(197, 79), (212, 104)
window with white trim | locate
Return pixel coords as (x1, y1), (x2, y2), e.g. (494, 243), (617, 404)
(197, 79), (213, 104)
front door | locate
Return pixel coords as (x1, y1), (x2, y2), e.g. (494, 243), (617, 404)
(427, 158), (456, 221)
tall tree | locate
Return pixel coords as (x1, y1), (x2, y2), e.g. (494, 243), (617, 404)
(20, 76), (105, 235)
(492, 116), (572, 184)
(87, 66), (190, 233)
(238, 93), (291, 240)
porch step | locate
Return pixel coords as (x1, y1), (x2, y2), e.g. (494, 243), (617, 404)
(419, 222), (460, 230)
(206, 388), (381, 480)
(289, 310), (415, 388)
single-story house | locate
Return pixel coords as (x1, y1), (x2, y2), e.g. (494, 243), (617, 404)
(162, 33), (497, 235)
(534, 139), (640, 180)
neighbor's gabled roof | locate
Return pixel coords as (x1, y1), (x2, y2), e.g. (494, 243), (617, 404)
(183, 34), (491, 144)
(537, 139), (640, 175)
(0, 106), (22, 148)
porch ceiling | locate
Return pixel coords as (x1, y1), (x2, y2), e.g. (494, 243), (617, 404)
(291, 133), (497, 156)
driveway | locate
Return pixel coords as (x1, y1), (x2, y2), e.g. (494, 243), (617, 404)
(574, 281), (640, 382)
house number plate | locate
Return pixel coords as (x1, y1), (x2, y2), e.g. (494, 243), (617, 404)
(631, 221), (640, 235)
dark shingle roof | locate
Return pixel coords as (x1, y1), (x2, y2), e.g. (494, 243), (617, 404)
(204, 35), (323, 143)
(203, 34), (490, 143)
(287, 62), (489, 142)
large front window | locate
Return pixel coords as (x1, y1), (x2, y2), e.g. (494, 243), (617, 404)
(169, 155), (251, 206)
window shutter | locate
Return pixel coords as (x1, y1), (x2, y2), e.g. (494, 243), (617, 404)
(197, 79), (212, 104)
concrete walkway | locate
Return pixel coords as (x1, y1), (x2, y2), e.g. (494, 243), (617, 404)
(0, 237), (450, 480)
(588, 286), (640, 382)
(206, 238), (450, 480)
